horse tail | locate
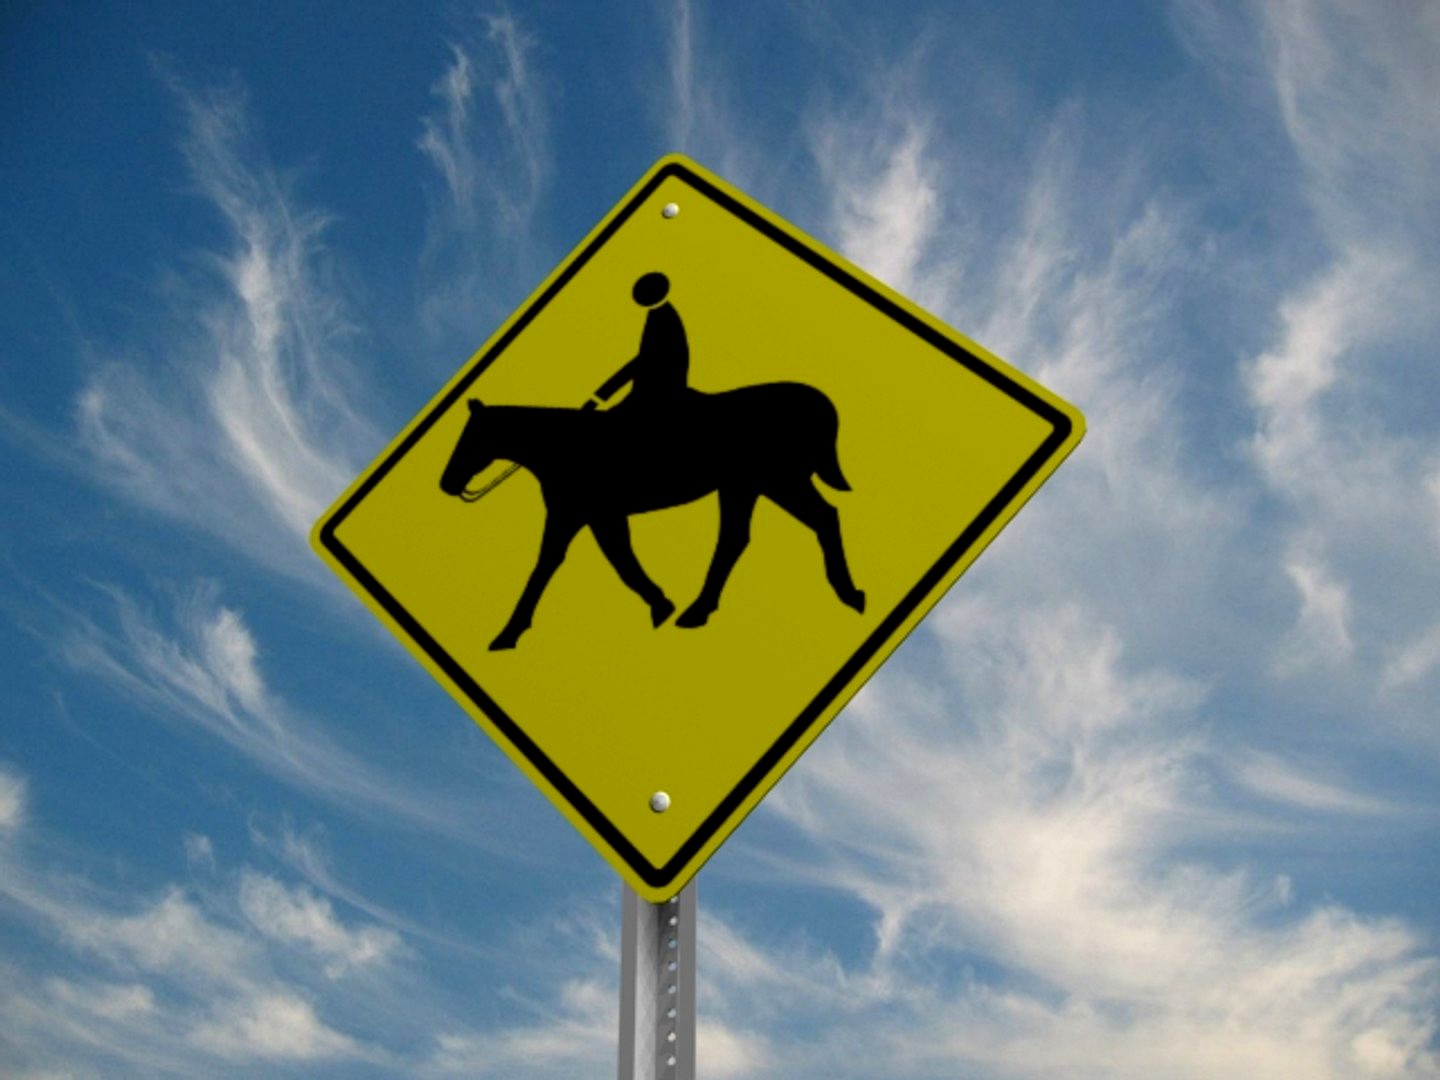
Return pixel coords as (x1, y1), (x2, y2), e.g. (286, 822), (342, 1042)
(816, 442), (851, 491)
(796, 384), (850, 491)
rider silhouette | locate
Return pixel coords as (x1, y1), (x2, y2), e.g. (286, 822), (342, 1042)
(586, 272), (689, 414)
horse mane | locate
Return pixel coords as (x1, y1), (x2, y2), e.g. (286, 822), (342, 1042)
(477, 403), (599, 470)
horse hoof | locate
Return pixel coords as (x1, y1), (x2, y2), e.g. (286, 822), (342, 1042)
(489, 633), (520, 651)
(675, 606), (711, 628)
(844, 590), (866, 614)
(650, 597), (676, 627)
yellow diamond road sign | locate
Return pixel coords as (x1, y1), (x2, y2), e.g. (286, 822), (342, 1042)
(312, 155), (1084, 901)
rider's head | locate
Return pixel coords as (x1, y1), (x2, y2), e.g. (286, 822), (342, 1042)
(632, 272), (670, 308)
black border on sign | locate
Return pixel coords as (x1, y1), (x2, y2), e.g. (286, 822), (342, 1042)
(318, 161), (1073, 889)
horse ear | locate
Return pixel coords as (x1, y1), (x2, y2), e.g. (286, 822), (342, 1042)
(468, 398), (483, 414)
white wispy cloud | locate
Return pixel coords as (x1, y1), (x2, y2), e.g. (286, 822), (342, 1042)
(46, 977), (158, 1023)
(419, 43), (480, 226)
(418, 13), (547, 234)
(695, 1018), (768, 1079)
(658, 0), (757, 185)
(189, 992), (362, 1063)
(1381, 621), (1440, 696)
(4, 781), (625, 1079)
(1274, 538), (1355, 675)
(1263, 0), (1440, 246)
(814, 117), (941, 300)
(1241, 250), (1419, 533)
(183, 833), (217, 871)
(417, 10), (551, 340)
(424, 976), (613, 1078)
(1230, 0), (1440, 710)
(0, 784), (383, 1074)
(701, 601), (1440, 1077)
(1231, 750), (1397, 816)
(73, 79), (377, 580)
(249, 821), (508, 961)
(2, 965), (177, 1079)
(666, 0), (696, 149)
(0, 766), (25, 835)
(0, 771), (630, 1077)
(238, 871), (402, 979)
(54, 583), (518, 848)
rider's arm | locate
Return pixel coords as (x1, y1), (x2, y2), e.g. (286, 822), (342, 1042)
(591, 356), (638, 405)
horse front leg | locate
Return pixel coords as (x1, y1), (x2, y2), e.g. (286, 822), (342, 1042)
(592, 516), (675, 628)
(491, 513), (581, 650)
(677, 489), (757, 628)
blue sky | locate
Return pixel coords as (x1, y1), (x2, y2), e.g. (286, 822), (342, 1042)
(2, 1), (1439, 1075)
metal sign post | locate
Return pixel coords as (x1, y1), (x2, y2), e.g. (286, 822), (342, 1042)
(618, 880), (696, 1080)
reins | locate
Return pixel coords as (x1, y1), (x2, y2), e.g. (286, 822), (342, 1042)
(460, 462), (522, 503)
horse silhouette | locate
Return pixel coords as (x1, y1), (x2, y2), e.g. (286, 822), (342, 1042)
(439, 384), (865, 650)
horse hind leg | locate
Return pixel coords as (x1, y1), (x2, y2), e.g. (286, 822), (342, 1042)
(764, 478), (865, 615)
(591, 516), (675, 628)
(677, 489), (758, 628)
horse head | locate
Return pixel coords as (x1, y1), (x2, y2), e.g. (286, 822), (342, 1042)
(439, 399), (498, 496)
